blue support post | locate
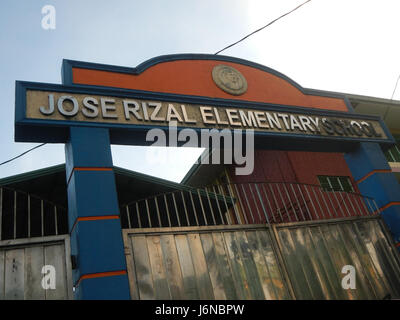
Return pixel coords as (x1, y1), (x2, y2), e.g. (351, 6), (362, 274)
(65, 126), (131, 299)
(345, 142), (400, 247)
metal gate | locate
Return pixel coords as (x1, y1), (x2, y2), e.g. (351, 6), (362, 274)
(123, 216), (400, 300)
(121, 182), (400, 300)
(124, 224), (291, 300)
(0, 235), (73, 300)
(274, 216), (400, 299)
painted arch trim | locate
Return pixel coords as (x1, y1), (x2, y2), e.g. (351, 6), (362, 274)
(61, 54), (355, 113)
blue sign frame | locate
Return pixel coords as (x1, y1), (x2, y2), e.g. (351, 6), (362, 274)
(15, 80), (395, 151)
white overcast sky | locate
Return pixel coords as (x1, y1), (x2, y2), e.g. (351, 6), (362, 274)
(0, 0), (399, 182)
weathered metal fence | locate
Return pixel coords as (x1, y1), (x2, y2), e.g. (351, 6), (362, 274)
(124, 224), (291, 300)
(0, 186), (68, 241)
(274, 217), (400, 299)
(121, 182), (400, 300)
(0, 187), (71, 300)
(2, 182), (399, 300)
(119, 182), (380, 229)
(123, 216), (400, 300)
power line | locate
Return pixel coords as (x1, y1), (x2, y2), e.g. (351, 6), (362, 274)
(1, 1), (311, 168)
(390, 73), (400, 100)
(214, 0), (312, 55)
(0, 143), (47, 166)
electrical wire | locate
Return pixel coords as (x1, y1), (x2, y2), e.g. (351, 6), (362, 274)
(390, 73), (400, 101)
(1, 1), (312, 167)
(214, 0), (312, 55)
(0, 143), (47, 166)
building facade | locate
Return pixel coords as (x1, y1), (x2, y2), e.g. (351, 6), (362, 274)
(2, 54), (400, 299)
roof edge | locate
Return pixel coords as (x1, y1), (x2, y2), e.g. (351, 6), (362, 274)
(0, 164), (66, 186)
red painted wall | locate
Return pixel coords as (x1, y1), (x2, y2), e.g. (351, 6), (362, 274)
(287, 151), (357, 189)
(229, 150), (358, 191)
(227, 150), (362, 224)
(72, 60), (349, 112)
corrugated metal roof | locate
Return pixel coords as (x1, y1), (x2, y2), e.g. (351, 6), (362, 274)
(0, 164), (194, 208)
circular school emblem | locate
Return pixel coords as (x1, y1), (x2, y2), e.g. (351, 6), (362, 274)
(212, 65), (248, 96)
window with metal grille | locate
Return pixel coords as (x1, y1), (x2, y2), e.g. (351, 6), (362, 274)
(385, 142), (400, 163)
(0, 187), (68, 241)
(317, 176), (355, 192)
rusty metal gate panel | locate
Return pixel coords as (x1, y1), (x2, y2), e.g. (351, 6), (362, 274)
(0, 235), (73, 300)
(274, 216), (400, 300)
(123, 225), (292, 300)
(124, 216), (400, 300)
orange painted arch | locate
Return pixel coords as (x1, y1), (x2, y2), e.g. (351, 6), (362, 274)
(71, 56), (349, 112)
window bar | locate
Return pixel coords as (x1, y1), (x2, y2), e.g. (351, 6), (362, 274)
(317, 186), (333, 219)
(332, 190), (344, 218)
(0, 188), (2, 240)
(218, 185), (233, 225)
(163, 194), (172, 227)
(325, 185), (340, 218)
(204, 187), (216, 225)
(326, 178), (343, 217)
(14, 191), (17, 239)
(275, 183), (293, 222)
(27, 194), (31, 238)
(295, 184), (312, 221)
(281, 183), (299, 221)
(269, 184), (284, 222)
(240, 183), (255, 224)
(125, 205), (132, 228)
(364, 197), (375, 215)
(145, 199), (152, 228)
(254, 184), (270, 225)
(361, 195), (371, 216)
(326, 177), (334, 191)
(388, 149), (395, 162)
(188, 191), (200, 226)
(371, 199), (381, 215)
(41, 199), (44, 237)
(395, 144), (400, 161)
(290, 183), (306, 221)
(358, 194), (371, 215)
(54, 205), (58, 236)
(352, 194), (363, 217)
(310, 185), (324, 220)
(326, 178), (342, 217)
(135, 202), (142, 228)
(154, 196), (162, 227)
(336, 179), (351, 217)
(232, 183), (247, 224)
(345, 192), (357, 217)
(249, 184), (263, 223)
(197, 189), (208, 226)
(211, 185), (225, 225)
(338, 191), (351, 217)
(225, 184), (243, 224)
(180, 191), (191, 227)
(261, 183), (276, 223)
(304, 185), (318, 221)
(171, 193), (181, 227)
(282, 183), (300, 221)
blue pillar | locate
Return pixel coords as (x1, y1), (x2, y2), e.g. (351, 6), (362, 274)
(345, 142), (400, 247)
(65, 126), (131, 299)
